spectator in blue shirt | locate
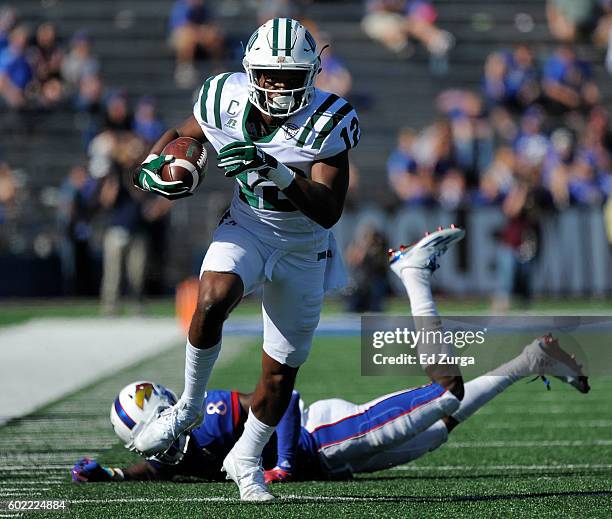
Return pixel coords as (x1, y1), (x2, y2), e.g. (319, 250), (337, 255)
(0, 25), (33, 108)
(569, 149), (604, 205)
(542, 45), (599, 114)
(168, 0), (224, 88)
(482, 51), (508, 108)
(75, 73), (105, 147)
(315, 35), (353, 98)
(387, 127), (434, 205)
(504, 45), (540, 109)
(482, 46), (539, 112)
(133, 96), (166, 145)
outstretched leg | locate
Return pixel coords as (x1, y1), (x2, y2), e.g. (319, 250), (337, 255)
(389, 225), (466, 399)
(309, 227), (467, 476)
(350, 335), (589, 474)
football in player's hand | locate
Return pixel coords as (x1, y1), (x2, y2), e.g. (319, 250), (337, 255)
(161, 137), (207, 193)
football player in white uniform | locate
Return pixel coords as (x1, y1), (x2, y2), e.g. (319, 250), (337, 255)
(129, 18), (388, 501)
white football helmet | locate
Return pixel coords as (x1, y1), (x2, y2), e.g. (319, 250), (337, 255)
(243, 17), (320, 118)
(110, 381), (189, 465)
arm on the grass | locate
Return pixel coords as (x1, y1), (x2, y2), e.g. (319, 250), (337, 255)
(71, 457), (174, 483)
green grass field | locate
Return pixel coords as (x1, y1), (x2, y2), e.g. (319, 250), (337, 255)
(1, 319), (611, 518)
(3, 295), (612, 327)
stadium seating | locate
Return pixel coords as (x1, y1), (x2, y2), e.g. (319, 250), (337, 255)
(1, 0), (610, 222)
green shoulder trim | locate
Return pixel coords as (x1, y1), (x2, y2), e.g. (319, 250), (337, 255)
(213, 73), (233, 130)
(296, 94), (340, 148)
(312, 102), (354, 150)
(198, 76), (214, 124)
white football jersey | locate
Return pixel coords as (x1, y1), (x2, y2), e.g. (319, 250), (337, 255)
(193, 72), (360, 251)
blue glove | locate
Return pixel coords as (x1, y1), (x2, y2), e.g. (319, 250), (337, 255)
(71, 457), (123, 483)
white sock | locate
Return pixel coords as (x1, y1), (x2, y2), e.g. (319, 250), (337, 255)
(400, 267), (453, 364)
(400, 268), (438, 317)
(487, 349), (532, 379)
(451, 353), (527, 423)
(179, 340), (221, 412)
(233, 409), (275, 459)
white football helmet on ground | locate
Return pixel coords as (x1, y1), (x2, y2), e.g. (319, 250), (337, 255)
(110, 381), (189, 464)
(243, 17), (320, 118)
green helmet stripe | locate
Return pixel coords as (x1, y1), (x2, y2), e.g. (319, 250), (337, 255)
(285, 18), (293, 56)
(199, 76), (213, 124)
(213, 73), (232, 129)
(296, 94), (339, 148)
(272, 18), (279, 56)
(312, 102), (354, 150)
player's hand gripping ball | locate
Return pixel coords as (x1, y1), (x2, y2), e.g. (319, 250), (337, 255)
(134, 137), (206, 200)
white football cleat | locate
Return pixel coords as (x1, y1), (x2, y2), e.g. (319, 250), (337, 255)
(389, 225), (465, 277)
(132, 401), (202, 457)
(222, 448), (275, 502)
(523, 334), (590, 394)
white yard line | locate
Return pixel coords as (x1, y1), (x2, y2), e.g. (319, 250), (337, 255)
(62, 487), (612, 505)
(446, 439), (612, 448)
(0, 453), (100, 460)
(395, 463), (612, 471)
(0, 481), (63, 485)
(477, 419), (612, 429)
(0, 488), (50, 492)
(0, 466), (69, 472)
(9, 462), (602, 474)
(0, 494), (42, 499)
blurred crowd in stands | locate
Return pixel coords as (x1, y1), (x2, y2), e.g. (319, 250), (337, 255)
(362, 0), (454, 74)
(0, 4), (175, 310)
(387, 45), (610, 210)
(385, 37), (611, 308)
(1, 0), (612, 309)
(0, 6), (99, 109)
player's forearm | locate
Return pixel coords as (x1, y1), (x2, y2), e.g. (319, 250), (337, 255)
(150, 129), (181, 156)
(150, 115), (208, 156)
(121, 461), (168, 481)
(283, 177), (344, 229)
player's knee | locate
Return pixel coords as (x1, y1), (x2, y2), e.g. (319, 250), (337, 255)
(448, 376), (464, 401)
(196, 281), (241, 323)
(263, 370), (297, 398)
